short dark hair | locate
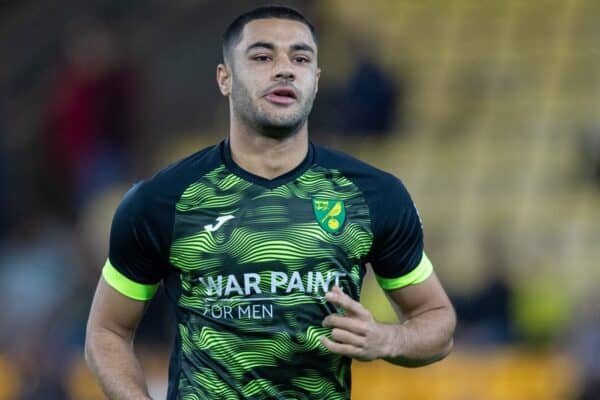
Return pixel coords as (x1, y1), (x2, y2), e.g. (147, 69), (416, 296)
(222, 5), (317, 64)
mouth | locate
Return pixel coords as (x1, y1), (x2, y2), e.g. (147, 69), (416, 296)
(264, 86), (298, 105)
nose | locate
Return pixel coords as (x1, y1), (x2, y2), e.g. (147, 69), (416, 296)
(273, 55), (295, 81)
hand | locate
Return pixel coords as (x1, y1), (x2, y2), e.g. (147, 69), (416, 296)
(320, 286), (400, 361)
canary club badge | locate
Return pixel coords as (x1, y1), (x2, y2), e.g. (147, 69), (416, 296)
(312, 199), (346, 234)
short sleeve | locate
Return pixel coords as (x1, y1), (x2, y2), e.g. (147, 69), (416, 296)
(367, 176), (433, 290)
(102, 183), (170, 300)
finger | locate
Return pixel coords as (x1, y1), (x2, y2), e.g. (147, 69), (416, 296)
(331, 285), (347, 297)
(320, 336), (363, 358)
(330, 328), (365, 347)
(322, 314), (368, 335)
(326, 287), (370, 318)
(332, 285), (344, 294)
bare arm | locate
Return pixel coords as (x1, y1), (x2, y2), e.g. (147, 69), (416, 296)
(85, 277), (153, 400)
(321, 272), (456, 368)
(383, 271), (456, 367)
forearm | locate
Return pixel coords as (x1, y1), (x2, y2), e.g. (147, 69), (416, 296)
(383, 306), (456, 367)
(85, 328), (152, 400)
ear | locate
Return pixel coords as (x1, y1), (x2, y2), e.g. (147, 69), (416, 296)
(216, 63), (231, 96)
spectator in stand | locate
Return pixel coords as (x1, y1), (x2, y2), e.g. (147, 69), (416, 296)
(0, 207), (82, 398)
(569, 291), (600, 400)
(451, 235), (515, 346)
(343, 57), (399, 136)
(43, 20), (139, 211)
(342, 36), (402, 137)
(579, 126), (600, 187)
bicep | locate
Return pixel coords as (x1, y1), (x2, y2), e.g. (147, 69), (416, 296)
(385, 272), (453, 320)
(87, 277), (148, 341)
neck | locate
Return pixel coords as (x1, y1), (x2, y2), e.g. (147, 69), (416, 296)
(228, 117), (309, 180)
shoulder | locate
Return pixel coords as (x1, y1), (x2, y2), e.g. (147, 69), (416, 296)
(313, 143), (412, 204)
(142, 143), (222, 196)
(118, 142), (223, 219)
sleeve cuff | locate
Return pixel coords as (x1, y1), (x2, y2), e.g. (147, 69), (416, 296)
(375, 252), (434, 290)
(102, 259), (159, 301)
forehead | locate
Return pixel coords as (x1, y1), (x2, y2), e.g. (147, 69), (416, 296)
(237, 18), (316, 50)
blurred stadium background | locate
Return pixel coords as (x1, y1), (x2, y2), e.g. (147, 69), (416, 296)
(0, 0), (599, 399)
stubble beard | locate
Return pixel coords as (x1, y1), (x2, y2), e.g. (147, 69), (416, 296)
(231, 79), (316, 140)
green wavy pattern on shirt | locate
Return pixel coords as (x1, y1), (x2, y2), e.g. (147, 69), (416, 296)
(175, 165), (252, 213)
(171, 223), (370, 271)
(292, 375), (346, 400)
(178, 324), (342, 399)
(170, 164), (371, 399)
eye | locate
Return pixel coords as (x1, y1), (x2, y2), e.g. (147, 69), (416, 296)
(294, 56), (311, 63)
(252, 55), (271, 62)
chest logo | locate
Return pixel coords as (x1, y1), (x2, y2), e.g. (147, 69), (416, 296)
(204, 215), (235, 232)
(312, 199), (346, 234)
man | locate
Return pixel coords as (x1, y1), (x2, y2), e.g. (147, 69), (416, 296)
(85, 5), (456, 400)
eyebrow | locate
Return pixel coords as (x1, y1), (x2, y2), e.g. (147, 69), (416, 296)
(291, 43), (315, 54)
(246, 41), (315, 54)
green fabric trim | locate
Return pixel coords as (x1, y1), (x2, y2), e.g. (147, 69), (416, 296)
(375, 252), (434, 290)
(102, 259), (159, 301)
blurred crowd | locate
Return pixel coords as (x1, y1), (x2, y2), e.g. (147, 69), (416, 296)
(0, 1), (599, 399)
(1, 18), (145, 399)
